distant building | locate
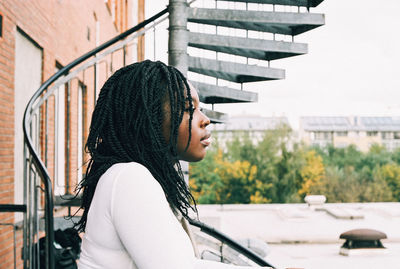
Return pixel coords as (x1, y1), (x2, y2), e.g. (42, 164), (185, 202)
(210, 115), (289, 145)
(299, 116), (400, 151)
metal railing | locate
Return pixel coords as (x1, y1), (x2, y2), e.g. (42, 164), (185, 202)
(189, 218), (275, 268)
(20, 1), (276, 268)
(0, 205), (26, 269)
(22, 8), (168, 269)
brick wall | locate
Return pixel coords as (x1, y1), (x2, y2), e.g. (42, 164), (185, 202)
(0, 0), (138, 267)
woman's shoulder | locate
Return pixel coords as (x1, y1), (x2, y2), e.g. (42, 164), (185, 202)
(105, 161), (148, 173)
(100, 162), (163, 194)
(101, 162), (151, 180)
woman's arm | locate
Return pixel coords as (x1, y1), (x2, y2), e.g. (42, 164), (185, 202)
(111, 163), (266, 269)
(112, 163), (196, 268)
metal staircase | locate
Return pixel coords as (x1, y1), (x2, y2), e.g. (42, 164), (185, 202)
(4, 0), (326, 268)
(169, 0), (325, 121)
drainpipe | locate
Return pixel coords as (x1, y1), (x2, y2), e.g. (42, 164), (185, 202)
(168, 0), (188, 76)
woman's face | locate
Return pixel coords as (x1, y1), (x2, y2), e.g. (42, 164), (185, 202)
(176, 83), (211, 162)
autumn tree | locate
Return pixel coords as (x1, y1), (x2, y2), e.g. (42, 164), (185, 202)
(190, 123), (400, 204)
(298, 150), (325, 197)
(375, 163), (400, 201)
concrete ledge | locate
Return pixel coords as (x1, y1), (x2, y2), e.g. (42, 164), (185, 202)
(189, 56), (285, 83)
(189, 32), (308, 61)
(202, 108), (229, 123)
(188, 8), (325, 35)
(190, 81), (258, 104)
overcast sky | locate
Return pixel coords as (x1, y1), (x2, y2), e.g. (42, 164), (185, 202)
(146, 0), (400, 128)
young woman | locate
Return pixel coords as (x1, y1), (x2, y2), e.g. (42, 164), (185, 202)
(76, 60), (259, 268)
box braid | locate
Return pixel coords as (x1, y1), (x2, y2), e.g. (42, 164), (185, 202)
(75, 60), (196, 232)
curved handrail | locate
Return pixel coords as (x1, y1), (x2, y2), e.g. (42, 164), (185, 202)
(22, 7), (168, 269)
(189, 218), (275, 268)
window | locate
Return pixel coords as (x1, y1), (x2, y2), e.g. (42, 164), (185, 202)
(367, 131), (378, 137)
(105, 0), (128, 32)
(381, 132), (393, 140)
(314, 132), (324, 140)
(313, 131), (332, 140)
(336, 131), (348, 137)
(383, 142), (394, 151)
(394, 132), (400, 140)
(0, 13), (3, 38)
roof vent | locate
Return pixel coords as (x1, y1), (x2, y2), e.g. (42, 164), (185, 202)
(339, 228), (387, 256)
(304, 195), (326, 210)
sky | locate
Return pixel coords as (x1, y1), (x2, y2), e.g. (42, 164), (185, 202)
(145, 0), (400, 129)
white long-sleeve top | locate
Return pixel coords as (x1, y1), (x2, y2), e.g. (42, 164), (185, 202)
(78, 162), (256, 269)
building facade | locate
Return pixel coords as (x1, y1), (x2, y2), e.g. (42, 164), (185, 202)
(300, 116), (400, 152)
(210, 115), (289, 146)
(0, 1), (141, 267)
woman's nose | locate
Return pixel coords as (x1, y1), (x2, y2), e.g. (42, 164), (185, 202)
(202, 113), (210, 128)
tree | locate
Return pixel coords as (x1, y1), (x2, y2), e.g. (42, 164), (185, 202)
(273, 143), (304, 203)
(191, 124), (400, 204)
(189, 147), (224, 204)
(375, 163), (400, 201)
(215, 157), (260, 204)
(190, 146), (269, 204)
(298, 150), (325, 197)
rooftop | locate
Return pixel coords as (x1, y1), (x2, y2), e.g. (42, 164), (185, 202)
(301, 116), (400, 132)
(195, 202), (400, 269)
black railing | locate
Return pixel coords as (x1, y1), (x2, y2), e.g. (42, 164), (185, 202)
(0, 204), (26, 269)
(0, 204), (27, 212)
(189, 218), (275, 268)
(22, 8), (168, 269)
(21, 3), (275, 269)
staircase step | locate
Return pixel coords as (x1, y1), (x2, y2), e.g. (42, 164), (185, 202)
(188, 32), (307, 61)
(202, 108), (228, 123)
(215, 0), (324, 8)
(189, 56), (284, 83)
(188, 8), (325, 35)
(190, 81), (258, 104)
(54, 194), (82, 207)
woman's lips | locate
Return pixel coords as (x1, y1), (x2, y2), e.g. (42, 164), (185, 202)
(200, 133), (211, 146)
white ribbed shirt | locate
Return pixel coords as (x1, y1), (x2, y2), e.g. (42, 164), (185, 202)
(78, 162), (254, 269)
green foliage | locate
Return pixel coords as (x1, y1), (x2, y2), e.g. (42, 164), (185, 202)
(298, 150), (325, 197)
(189, 145), (224, 204)
(308, 166), (394, 202)
(189, 125), (400, 204)
(374, 164), (400, 201)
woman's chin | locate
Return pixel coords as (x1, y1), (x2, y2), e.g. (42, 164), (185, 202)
(179, 152), (206, 162)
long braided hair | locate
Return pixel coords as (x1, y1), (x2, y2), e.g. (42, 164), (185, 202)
(75, 60), (196, 232)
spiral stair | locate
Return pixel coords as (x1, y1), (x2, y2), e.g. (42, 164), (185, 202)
(170, 0), (325, 122)
(0, 0), (326, 268)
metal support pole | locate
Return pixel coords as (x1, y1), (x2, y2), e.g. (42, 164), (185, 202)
(169, 0), (189, 183)
(168, 0), (188, 76)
